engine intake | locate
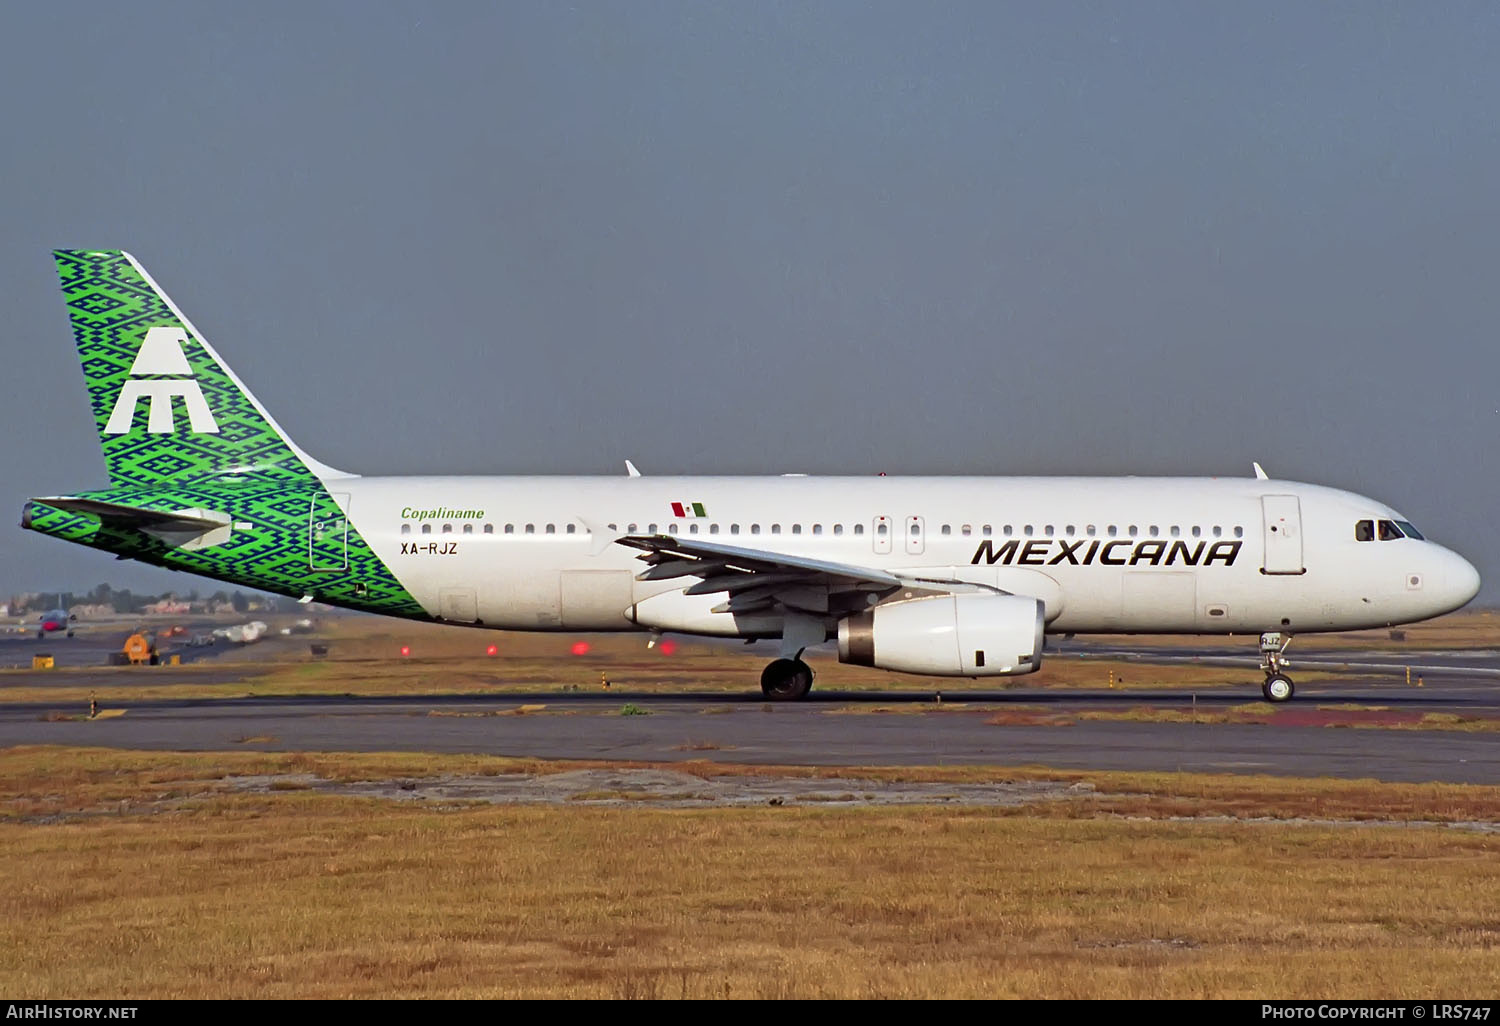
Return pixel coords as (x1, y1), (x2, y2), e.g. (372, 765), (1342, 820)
(838, 594), (1044, 677)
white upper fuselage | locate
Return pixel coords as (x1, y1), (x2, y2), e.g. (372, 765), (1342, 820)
(336, 475), (1479, 636)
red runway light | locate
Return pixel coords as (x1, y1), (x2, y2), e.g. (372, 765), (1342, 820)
(570, 641), (591, 656)
(486, 644), (498, 656)
(400, 645), (411, 657)
(658, 640), (677, 656)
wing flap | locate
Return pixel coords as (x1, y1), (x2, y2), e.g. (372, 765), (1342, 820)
(617, 534), (904, 591)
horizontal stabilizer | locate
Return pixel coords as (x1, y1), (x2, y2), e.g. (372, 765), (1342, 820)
(31, 498), (231, 537)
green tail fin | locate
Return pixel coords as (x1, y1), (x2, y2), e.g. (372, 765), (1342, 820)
(53, 250), (345, 489)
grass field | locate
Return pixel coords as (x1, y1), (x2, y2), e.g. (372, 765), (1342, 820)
(2, 747), (1499, 999)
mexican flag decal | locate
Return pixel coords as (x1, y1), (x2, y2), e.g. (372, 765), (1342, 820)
(670, 501), (707, 518)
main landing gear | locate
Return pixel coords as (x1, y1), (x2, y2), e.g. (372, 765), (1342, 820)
(1259, 631), (1294, 703)
(760, 658), (814, 701)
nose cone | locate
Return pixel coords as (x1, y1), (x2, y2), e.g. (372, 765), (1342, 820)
(1438, 548), (1481, 613)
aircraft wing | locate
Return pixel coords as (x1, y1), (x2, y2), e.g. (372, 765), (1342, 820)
(615, 534), (985, 616)
(31, 497), (230, 534)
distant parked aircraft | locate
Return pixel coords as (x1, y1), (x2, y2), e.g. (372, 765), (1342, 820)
(36, 609), (75, 638)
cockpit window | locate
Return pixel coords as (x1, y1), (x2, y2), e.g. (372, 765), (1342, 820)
(1378, 519), (1402, 541)
(1395, 520), (1424, 540)
(1355, 520), (1374, 542)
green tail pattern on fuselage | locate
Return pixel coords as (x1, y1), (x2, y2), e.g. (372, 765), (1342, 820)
(25, 251), (428, 618)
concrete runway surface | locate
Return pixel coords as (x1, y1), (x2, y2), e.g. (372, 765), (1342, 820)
(1, 670), (1496, 784)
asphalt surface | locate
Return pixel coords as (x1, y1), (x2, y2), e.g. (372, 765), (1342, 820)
(1, 671), (1497, 784)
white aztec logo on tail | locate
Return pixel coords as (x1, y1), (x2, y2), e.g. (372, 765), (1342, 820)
(103, 327), (220, 434)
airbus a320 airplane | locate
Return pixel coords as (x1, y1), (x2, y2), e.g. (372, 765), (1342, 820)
(23, 252), (1481, 702)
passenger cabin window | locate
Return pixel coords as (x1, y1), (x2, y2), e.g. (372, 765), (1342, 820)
(982, 525), (992, 537)
(567, 524), (576, 535)
(772, 524), (781, 535)
(421, 524), (432, 535)
(463, 524), (473, 534)
(834, 524), (844, 535)
(483, 524), (493, 534)
(504, 524), (514, 534)
(647, 523), (657, 534)
(546, 524), (556, 534)
(690, 524), (700, 534)
(941, 525), (951, 536)
(792, 525), (802, 535)
(442, 524), (452, 534)
(710, 524), (720, 535)
(1233, 526), (1243, 538)
(1191, 526), (1201, 538)
(668, 523), (678, 534)
(731, 524), (740, 535)
(525, 524), (535, 534)
(751, 524), (761, 535)
(1355, 520), (1375, 542)
(961, 525), (972, 536)
(853, 524), (864, 536)
(401, 524), (411, 535)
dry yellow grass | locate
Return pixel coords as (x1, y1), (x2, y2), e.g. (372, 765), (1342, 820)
(4, 796), (1497, 998)
(2, 747), (1500, 998)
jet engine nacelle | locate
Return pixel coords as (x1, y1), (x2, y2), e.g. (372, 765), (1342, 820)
(837, 593), (1044, 677)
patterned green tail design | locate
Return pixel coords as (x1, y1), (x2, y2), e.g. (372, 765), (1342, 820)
(25, 487), (427, 618)
(54, 249), (321, 489)
(30, 251), (430, 620)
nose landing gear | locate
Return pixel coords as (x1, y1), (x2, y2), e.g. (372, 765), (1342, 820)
(1260, 632), (1295, 702)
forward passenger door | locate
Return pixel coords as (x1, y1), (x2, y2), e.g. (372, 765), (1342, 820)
(1261, 495), (1305, 575)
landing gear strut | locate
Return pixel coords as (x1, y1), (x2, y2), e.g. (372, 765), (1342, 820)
(761, 658), (814, 701)
(1259, 632), (1295, 703)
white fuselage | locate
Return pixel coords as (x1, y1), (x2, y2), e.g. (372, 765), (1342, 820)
(333, 475), (1479, 637)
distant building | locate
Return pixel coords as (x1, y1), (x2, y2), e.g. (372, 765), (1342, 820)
(68, 604), (113, 619)
(145, 599), (191, 615)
